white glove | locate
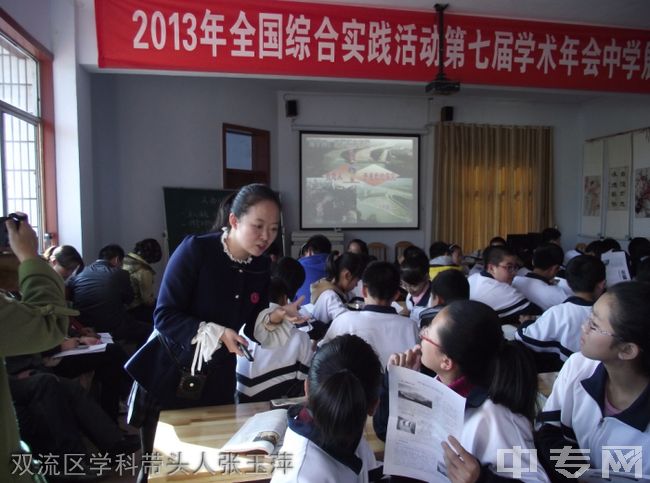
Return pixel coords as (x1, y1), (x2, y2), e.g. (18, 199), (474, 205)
(190, 321), (225, 375)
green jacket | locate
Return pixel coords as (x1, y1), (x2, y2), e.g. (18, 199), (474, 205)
(1, 258), (76, 482)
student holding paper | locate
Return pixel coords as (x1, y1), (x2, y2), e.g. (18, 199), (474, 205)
(375, 300), (549, 482)
(272, 334), (383, 483)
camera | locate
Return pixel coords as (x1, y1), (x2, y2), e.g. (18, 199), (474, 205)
(0, 213), (27, 248)
(176, 370), (207, 400)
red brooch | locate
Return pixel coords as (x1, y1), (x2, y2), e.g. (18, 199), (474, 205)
(250, 292), (260, 304)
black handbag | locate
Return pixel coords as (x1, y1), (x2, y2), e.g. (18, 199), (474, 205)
(155, 332), (207, 400)
(125, 331), (206, 405)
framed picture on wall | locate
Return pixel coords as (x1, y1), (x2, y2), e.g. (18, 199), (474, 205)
(299, 132), (420, 229)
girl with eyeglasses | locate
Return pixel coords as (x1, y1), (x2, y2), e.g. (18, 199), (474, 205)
(535, 281), (650, 481)
(374, 300), (549, 482)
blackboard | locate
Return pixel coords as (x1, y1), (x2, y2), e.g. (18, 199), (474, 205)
(163, 187), (235, 254)
(163, 187), (285, 256)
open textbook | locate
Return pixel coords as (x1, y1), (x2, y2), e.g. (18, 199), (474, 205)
(383, 365), (466, 482)
(220, 409), (288, 455)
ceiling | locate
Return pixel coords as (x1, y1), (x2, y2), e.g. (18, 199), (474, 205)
(326, 0), (650, 30)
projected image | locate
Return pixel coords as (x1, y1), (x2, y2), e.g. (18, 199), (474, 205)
(301, 133), (419, 229)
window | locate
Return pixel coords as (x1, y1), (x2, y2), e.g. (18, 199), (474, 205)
(222, 123), (270, 189)
(0, 12), (55, 248)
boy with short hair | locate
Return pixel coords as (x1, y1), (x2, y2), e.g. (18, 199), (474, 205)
(419, 268), (470, 328)
(468, 245), (541, 325)
(400, 249), (431, 323)
(319, 261), (419, 367)
(515, 255), (606, 371)
(512, 243), (566, 311)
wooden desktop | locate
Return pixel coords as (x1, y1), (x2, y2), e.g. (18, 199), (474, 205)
(151, 401), (384, 482)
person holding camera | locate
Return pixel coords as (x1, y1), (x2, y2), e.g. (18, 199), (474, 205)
(0, 214), (76, 482)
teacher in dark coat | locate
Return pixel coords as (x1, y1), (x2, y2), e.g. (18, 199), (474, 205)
(126, 183), (300, 483)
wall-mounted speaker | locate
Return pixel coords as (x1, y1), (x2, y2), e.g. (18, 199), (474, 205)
(441, 106), (454, 122)
(285, 100), (298, 118)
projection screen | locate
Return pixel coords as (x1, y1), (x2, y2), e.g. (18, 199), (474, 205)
(300, 132), (419, 230)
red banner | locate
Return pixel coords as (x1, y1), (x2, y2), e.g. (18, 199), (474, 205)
(96, 0), (650, 93)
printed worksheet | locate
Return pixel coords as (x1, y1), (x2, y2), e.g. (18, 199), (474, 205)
(383, 365), (465, 482)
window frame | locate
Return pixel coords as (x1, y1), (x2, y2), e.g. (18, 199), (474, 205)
(222, 123), (270, 189)
(0, 8), (56, 248)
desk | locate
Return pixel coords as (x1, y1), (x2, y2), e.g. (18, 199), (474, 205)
(152, 402), (384, 482)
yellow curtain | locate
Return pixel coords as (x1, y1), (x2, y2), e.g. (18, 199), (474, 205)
(434, 123), (554, 253)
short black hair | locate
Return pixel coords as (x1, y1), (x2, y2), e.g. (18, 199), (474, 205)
(635, 257), (650, 283)
(429, 241), (450, 259)
(362, 261), (400, 302)
(98, 244), (124, 261)
(533, 243), (564, 270)
(403, 245), (427, 261)
(585, 240), (606, 257)
(346, 238), (368, 255)
(269, 277), (290, 305)
(484, 245), (515, 267)
(304, 234), (332, 255)
(565, 255), (605, 293)
(272, 257), (306, 301)
(431, 269), (469, 303)
(628, 237), (650, 261)
(489, 236), (507, 246)
(601, 238), (621, 252)
(541, 227), (561, 244)
(400, 251), (429, 285)
(133, 238), (162, 264)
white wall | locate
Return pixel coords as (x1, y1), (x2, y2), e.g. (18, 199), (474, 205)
(89, 77), (587, 260)
(51, 0), (85, 253)
(581, 96), (650, 140)
(89, 74), (281, 259)
(577, 95), (650, 244)
(0, 0), (52, 51)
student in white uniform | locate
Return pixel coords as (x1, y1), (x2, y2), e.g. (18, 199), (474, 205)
(515, 255), (606, 372)
(535, 282), (650, 481)
(468, 246), (542, 325)
(308, 251), (365, 338)
(320, 261), (419, 367)
(512, 243), (567, 311)
(272, 334), (383, 483)
(236, 276), (313, 402)
(400, 248), (432, 323)
(468, 237), (508, 276)
(375, 300), (548, 482)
